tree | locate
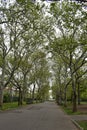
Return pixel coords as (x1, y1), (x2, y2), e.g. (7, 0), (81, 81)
(0, 0), (45, 107)
(50, 0), (87, 112)
(29, 50), (50, 101)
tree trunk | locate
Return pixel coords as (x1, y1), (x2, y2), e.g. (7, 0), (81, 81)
(69, 52), (77, 112)
(56, 91), (62, 105)
(32, 84), (35, 102)
(72, 91), (77, 112)
(9, 88), (13, 102)
(72, 78), (77, 112)
(59, 89), (62, 105)
(56, 93), (59, 104)
(18, 87), (23, 106)
(0, 59), (5, 108)
(0, 87), (3, 108)
(64, 88), (67, 107)
(77, 81), (80, 105)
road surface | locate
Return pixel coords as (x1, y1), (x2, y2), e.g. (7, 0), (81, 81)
(0, 102), (77, 130)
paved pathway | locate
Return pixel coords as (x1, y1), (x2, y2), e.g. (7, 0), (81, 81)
(0, 102), (78, 130)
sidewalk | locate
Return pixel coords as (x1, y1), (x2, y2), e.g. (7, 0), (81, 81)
(70, 115), (87, 121)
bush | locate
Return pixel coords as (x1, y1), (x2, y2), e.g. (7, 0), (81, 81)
(3, 93), (11, 103)
(3, 93), (18, 103)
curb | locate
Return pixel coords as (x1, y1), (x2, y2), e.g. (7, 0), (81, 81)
(71, 119), (84, 130)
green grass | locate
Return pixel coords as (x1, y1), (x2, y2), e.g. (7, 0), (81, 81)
(2, 102), (18, 110)
(81, 102), (87, 105)
(78, 121), (87, 130)
(0, 102), (26, 111)
(62, 106), (82, 115)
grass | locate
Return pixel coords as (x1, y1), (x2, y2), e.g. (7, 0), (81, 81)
(61, 101), (87, 115)
(77, 121), (87, 130)
(61, 102), (83, 115)
(0, 102), (26, 111)
(80, 101), (87, 104)
(0, 100), (41, 111)
(62, 106), (82, 115)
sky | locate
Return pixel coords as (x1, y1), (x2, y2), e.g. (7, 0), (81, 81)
(0, 0), (16, 7)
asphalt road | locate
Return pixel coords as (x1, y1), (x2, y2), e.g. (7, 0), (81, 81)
(0, 102), (77, 130)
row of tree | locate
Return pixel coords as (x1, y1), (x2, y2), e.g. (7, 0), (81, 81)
(50, 1), (87, 112)
(0, 0), (50, 108)
(0, 0), (87, 112)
